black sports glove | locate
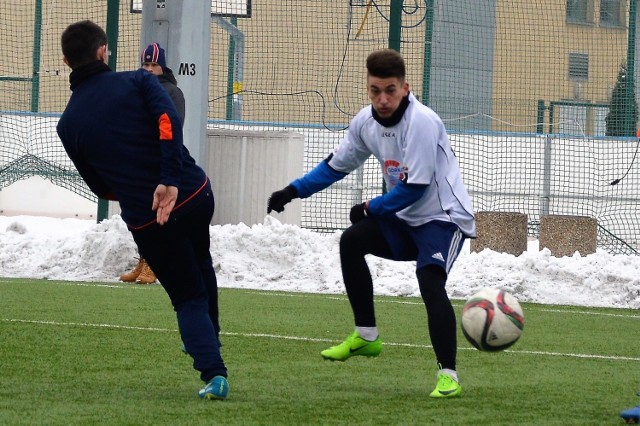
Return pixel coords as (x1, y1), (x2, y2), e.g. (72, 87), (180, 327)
(349, 202), (369, 224)
(268, 185), (298, 213)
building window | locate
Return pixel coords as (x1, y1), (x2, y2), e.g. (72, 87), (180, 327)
(567, 0), (591, 24)
(568, 52), (589, 81)
(600, 0), (623, 26)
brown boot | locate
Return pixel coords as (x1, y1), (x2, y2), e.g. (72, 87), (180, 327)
(120, 258), (144, 282)
(136, 259), (157, 284)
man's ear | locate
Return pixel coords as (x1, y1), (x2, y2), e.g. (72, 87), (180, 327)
(63, 57), (70, 67)
(98, 45), (109, 63)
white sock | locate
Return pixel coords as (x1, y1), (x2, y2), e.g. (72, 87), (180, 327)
(440, 368), (459, 383)
(355, 326), (378, 341)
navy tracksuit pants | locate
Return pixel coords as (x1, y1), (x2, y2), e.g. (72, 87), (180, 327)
(131, 190), (226, 382)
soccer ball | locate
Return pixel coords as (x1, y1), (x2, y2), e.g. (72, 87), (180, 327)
(461, 288), (525, 351)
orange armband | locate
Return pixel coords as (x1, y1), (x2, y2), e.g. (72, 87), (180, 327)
(158, 113), (173, 140)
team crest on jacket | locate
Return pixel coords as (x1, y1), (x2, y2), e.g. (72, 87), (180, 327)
(384, 160), (408, 186)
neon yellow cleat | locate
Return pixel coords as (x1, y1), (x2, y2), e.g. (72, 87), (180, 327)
(320, 331), (382, 361)
(429, 373), (462, 398)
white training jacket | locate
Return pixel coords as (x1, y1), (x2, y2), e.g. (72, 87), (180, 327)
(328, 92), (477, 237)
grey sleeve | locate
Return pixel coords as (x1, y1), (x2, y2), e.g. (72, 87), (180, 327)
(168, 86), (186, 126)
(161, 81), (186, 126)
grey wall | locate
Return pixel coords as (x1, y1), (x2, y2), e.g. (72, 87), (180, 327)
(428, 0), (496, 132)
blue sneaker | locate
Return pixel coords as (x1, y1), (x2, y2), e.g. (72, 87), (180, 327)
(621, 405), (640, 424)
(198, 376), (229, 400)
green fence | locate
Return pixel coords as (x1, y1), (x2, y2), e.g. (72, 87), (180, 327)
(2, 0), (640, 254)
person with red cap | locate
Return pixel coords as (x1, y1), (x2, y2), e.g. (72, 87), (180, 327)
(140, 43), (185, 123)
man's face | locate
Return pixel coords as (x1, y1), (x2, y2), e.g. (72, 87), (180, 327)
(367, 76), (409, 118)
(142, 62), (163, 76)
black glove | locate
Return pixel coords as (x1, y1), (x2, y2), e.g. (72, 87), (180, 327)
(349, 202), (369, 224)
(268, 185), (298, 213)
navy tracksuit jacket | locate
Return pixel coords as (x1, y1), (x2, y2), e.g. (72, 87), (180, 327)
(57, 61), (208, 229)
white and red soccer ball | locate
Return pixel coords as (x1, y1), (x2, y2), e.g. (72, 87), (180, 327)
(461, 288), (525, 351)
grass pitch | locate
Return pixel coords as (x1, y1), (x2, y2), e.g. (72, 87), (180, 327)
(1, 278), (638, 425)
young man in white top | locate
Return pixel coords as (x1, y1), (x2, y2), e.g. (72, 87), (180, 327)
(267, 48), (476, 398)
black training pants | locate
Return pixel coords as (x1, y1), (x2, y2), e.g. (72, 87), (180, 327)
(339, 218), (457, 370)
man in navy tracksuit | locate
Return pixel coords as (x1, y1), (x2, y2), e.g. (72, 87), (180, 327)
(56, 20), (229, 400)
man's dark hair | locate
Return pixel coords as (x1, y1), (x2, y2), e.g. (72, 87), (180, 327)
(366, 49), (406, 79)
(61, 20), (108, 69)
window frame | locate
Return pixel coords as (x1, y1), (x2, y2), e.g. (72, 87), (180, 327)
(566, 0), (594, 25)
(599, 0), (625, 28)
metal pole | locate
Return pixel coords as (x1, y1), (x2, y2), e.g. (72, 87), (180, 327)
(536, 100), (545, 134)
(214, 16), (244, 120)
(140, 0), (211, 166)
(106, 0), (120, 71)
(30, 0), (42, 112)
(625, 0), (637, 136)
(97, 0), (120, 222)
(225, 17), (237, 120)
(421, 0), (434, 104)
(540, 134), (552, 217)
(388, 0), (403, 51)
(231, 24), (244, 120)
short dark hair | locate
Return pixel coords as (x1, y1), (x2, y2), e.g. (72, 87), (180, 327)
(366, 49), (406, 80)
(61, 20), (107, 69)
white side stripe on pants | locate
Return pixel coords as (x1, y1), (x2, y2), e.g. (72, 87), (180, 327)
(445, 228), (463, 273)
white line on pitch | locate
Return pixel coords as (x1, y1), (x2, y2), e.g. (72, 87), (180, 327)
(0, 279), (143, 289)
(4, 317), (640, 362)
(3, 318), (174, 332)
(538, 308), (640, 319)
